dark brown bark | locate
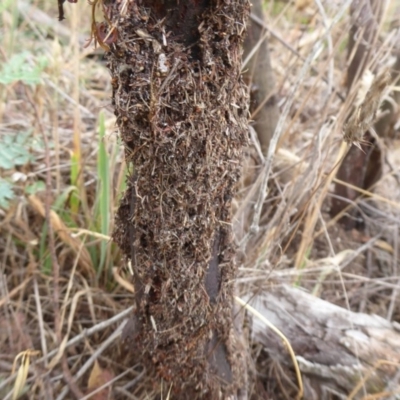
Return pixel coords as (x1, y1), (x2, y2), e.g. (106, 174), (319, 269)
(330, 134), (382, 230)
(106, 0), (250, 397)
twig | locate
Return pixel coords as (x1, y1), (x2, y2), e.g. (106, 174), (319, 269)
(56, 321), (126, 400)
(242, 28), (270, 69)
(121, 366), (146, 390)
(250, 12), (345, 102)
(313, 0), (334, 107)
(248, 125), (264, 163)
(33, 279), (48, 363)
(387, 226), (399, 321)
(0, 277), (31, 308)
(26, 85), (82, 399)
(0, 308), (133, 393)
(25, 88), (62, 343)
(235, 296), (303, 400)
(44, 78), (94, 117)
(80, 367), (138, 400)
(44, 308), (133, 364)
(61, 355), (84, 399)
(70, 228), (112, 241)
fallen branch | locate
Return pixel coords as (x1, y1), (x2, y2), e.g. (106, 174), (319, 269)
(245, 285), (400, 399)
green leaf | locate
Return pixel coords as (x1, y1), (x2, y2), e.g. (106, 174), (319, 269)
(0, 131), (34, 169)
(0, 52), (47, 86)
(97, 111), (111, 277)
(25, 181), (46, 195)
(0, 0), (14, 13)
(0, 179), (15, 209)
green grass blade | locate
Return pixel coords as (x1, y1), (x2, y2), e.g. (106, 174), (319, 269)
(97, 111), (111, 277)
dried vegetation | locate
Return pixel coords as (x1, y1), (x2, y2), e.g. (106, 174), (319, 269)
(0, 0), (400, 399)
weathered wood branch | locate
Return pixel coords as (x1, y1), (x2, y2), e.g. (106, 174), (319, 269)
(246, 285), (400, 399)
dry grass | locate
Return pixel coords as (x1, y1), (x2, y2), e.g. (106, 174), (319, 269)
(236, 0), (400, 309)
(0, 0), (400, 399)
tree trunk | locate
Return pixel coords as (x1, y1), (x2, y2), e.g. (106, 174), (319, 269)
(346, 0), (381, 90)
(330, 0), (383, 229)
(243, 0), (279, 154)
(373, 41), (400, 140)
(105, 0), (250, 397)
(246, 285), (400, 399)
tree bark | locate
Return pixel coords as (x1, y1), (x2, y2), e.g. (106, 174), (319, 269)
(105, 0), (250, 397)
(246, 285), (400, 399)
